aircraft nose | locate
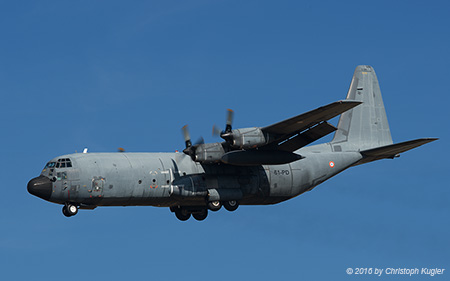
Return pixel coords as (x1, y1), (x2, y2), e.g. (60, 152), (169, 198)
(27, 176), (52, 200)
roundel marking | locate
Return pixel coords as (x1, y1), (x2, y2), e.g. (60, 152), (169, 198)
(329, 161), (335, 168)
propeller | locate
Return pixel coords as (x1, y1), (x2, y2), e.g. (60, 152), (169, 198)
(181, 125), (204, 160)
(195, 136), (205, 146)
(182, 125), (192, 149)
(212, 124), (222, 137)
(212, 109), (234, 141)
(224, 109), (234, 134)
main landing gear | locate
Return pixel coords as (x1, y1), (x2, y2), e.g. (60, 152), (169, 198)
(223, 200), (239, 212)
(174, 207), (191, 221)
(171, 200), (239, 221)
(172, 207), (207, 221)
(208, 200), (239, 212)
(62, 203), (78, 217)
(208, 200), (222, 212)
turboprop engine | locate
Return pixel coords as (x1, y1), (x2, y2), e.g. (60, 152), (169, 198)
(181, 108), (304, 166)
(223, 127), (268, 149)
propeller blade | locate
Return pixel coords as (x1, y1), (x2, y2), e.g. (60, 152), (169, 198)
(212, 124), (222, 137)
(225, 109), (234, 133)
(194, 136), (205, 146)
(182, 125), (192, 148)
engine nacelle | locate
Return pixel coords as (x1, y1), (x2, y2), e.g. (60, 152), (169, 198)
(230, 127), (267, 149)
(194, 142), (225, 163)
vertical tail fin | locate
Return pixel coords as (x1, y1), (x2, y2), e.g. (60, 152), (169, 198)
(332, 65), (393, 150)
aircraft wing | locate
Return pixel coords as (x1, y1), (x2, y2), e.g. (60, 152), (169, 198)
(261, 100), (361, 151)
(262, 100), (361, 135)
(354, 138), (438, 165)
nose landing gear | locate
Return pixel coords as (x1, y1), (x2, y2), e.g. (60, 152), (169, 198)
(62, 203), (78, 217)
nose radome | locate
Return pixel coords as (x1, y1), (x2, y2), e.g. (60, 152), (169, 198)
(27, 176), (52, 200)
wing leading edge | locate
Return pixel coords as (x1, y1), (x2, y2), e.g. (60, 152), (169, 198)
(261, 100), (362, 151)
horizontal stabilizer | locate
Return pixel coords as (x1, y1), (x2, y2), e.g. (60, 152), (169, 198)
(355, 138), (438, 165)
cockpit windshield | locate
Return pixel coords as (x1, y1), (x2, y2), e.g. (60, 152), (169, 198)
(55, 158), (72, 168)
(46, 162), (56, 168)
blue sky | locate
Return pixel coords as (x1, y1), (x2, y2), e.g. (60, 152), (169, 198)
(1, 1), (449, 280)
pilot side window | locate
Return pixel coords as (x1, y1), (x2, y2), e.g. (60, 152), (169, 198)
(56, 158), (72, 168)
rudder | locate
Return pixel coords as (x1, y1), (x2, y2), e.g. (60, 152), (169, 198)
(332, 65), (393, 151)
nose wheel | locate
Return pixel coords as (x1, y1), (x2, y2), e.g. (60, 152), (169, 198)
(62, 203), (78, 217)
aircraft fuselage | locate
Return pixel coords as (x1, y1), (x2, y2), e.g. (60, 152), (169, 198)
(29, 148), (362, 210)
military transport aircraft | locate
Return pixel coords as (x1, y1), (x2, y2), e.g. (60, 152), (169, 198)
(27, 66), (437, 221)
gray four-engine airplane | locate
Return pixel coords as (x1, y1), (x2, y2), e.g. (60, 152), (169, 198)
(28, 66), (437, 221)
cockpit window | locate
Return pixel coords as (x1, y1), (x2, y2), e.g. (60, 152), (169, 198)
(56, 158), (72, 168)
(46, 162), (56, 168)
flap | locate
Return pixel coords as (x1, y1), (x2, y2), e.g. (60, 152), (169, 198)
(277, 122), (337, 152)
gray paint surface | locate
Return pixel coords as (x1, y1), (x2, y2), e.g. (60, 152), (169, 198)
(332, 65), (393, 150)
